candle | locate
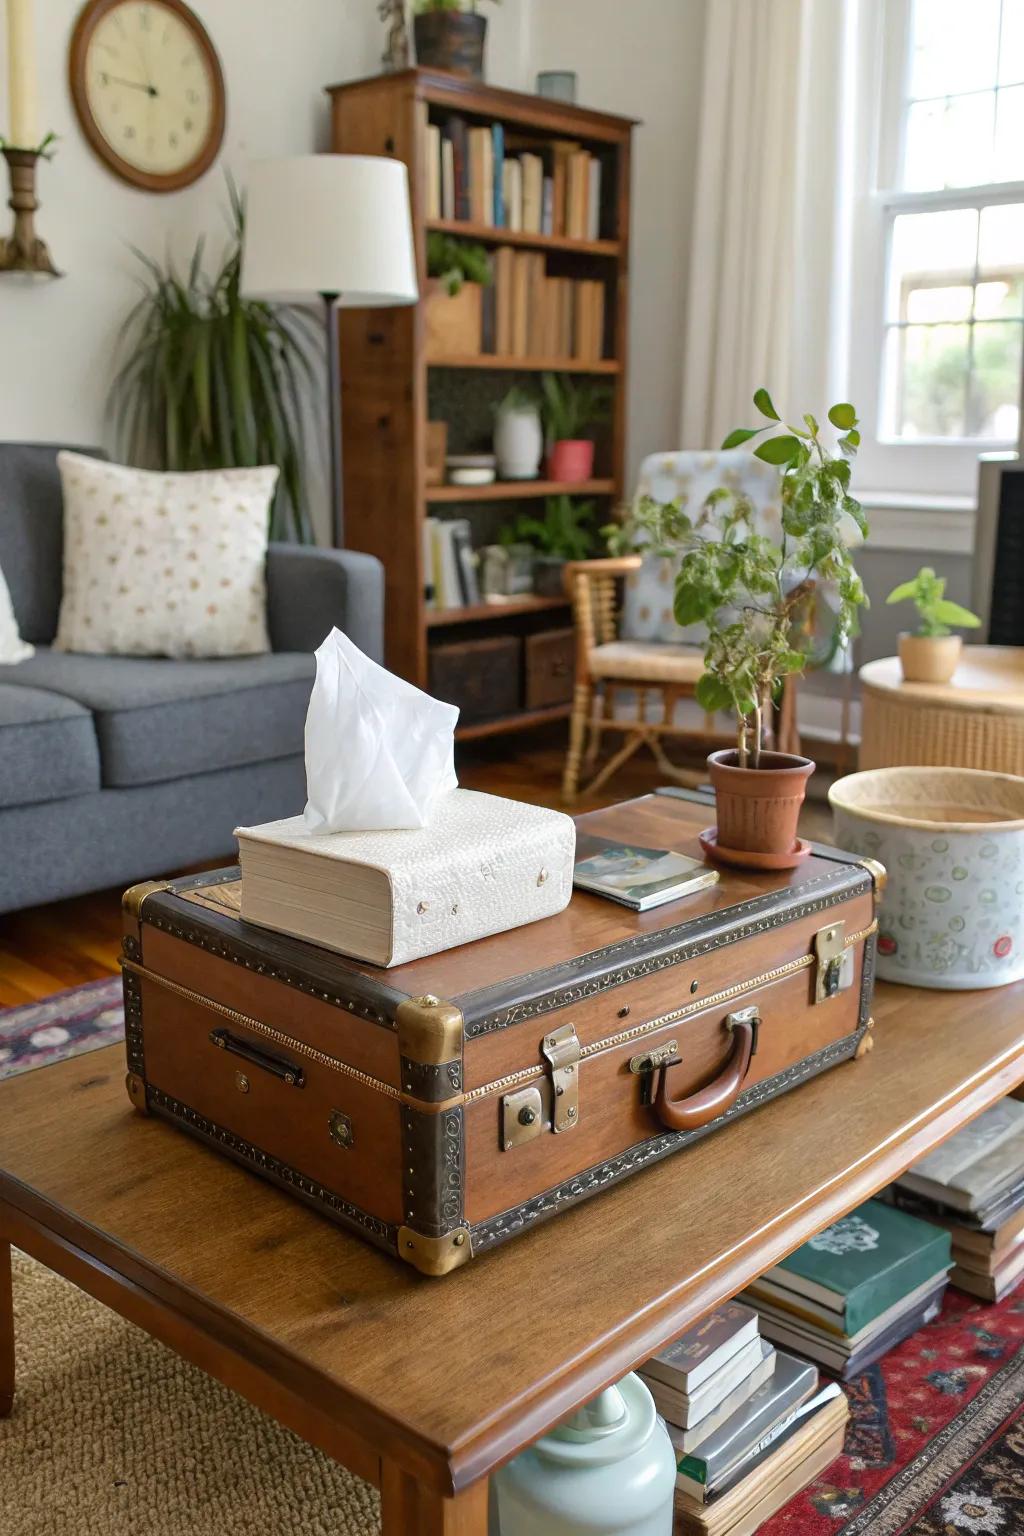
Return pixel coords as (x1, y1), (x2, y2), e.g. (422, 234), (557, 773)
(6, 0), (39, 148)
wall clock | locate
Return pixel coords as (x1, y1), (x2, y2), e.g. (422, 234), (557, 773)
(69, 0), (225, 192)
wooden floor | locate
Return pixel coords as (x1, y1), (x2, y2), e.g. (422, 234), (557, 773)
(0, 728), (834, 1007)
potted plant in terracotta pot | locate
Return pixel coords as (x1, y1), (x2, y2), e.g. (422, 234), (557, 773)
(622, 391), (869, 867)
(886, 566), (981, 685)
(540, 372), (611, 484)
(413, 0), (498, 79)
(500, 494), (596, 595)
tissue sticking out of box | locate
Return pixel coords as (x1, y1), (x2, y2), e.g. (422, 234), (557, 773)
(303, 629), (459, 833)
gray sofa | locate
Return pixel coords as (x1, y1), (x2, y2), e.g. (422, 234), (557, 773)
(0, 443), (383, 913)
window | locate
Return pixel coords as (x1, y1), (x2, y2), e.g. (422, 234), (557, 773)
(852, 0), (1024, 495)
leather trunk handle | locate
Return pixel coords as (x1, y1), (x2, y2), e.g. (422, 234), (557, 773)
(653, 1008), (759, 1132)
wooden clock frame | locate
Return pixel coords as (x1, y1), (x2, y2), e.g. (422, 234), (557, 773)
(69, 0), (226, 193)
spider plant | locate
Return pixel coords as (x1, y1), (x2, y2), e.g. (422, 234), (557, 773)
(108, 178), (321, 542)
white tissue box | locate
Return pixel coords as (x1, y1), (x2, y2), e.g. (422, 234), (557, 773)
(235, 789), (576, 967)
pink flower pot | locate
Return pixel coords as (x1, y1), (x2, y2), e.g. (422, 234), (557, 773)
(547, 439), (594, 483)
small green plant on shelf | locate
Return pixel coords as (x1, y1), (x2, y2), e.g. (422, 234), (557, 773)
(885, 567), (981, 637)
(540, 372), (611, 443)
(426, 231), (491, 295)
(500, 496), (597, 561)
(609, 390), (869, 768)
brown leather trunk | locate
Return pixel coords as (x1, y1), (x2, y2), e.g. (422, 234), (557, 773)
(121, 794), (882, 1276)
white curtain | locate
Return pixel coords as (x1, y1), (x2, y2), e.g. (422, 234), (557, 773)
(679, 0), (866, 447)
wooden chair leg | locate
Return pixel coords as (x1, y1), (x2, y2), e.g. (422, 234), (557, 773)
(562, 681), (592, 803)
(777, 677), (801, 758)
(380, 1462), (489, 1536)
(584, 686), (605, 771)
(579, 728), (648, 798)
(0, 1239), (14, 1419)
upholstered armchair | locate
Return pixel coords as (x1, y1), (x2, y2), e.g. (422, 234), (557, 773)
(562, 449), (799, 802)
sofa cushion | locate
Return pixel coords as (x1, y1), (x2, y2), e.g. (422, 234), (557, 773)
(0, 683), (100, 809)
(2, 649), (314, 788)
(0, 443), (107, 644)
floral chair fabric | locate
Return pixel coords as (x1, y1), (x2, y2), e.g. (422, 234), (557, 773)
(619, 450), (782, 645)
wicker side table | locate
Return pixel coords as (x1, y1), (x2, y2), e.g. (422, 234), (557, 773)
(859, 647), (1024, 773)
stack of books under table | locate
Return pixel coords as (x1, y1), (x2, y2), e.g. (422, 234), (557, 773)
(885, 1097), (1024, 1302)
(639, 1301), (848, 1535)
(741, 1199), (952, 1379)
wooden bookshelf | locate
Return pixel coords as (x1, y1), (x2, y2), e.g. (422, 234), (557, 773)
(426, 477), (615, 504)
(328, 68), (635, 739)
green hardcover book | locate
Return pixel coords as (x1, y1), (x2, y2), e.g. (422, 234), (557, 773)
(761, 1199), (951, 1338)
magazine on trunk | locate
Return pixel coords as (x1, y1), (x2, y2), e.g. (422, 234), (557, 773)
(573, 833), (719, 911)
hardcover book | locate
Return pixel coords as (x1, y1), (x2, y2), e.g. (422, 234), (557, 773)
(672, 1350), (817, 1495)
(644, 1335), (768, 1429)
(756, 1283), (946, 1379)
(759, 1199), (951, 1336)
(573, 834), (720, 911)
(642, 1301), (759, 1392)
(666, 1341), (776, 1454)
(898, 1099), (1024, 1213)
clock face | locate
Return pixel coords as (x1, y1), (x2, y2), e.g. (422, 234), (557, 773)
(70, 0), (225, 191)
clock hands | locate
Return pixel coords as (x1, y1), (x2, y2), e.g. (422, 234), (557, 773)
(101, 72), (158, 96)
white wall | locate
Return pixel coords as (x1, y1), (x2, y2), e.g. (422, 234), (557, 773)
(525, 0), (706, 488)
(0, 0), (698, 531)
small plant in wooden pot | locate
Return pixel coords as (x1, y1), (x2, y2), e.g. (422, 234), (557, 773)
(886, 567), (981, 685)
(413, 0), (498, 79)
(541, 372), (611, 484)
(624, 391), (869, 868)
(424, 232), (491, 357)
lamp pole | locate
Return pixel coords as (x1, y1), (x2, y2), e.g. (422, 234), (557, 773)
(322, 291), (343, 545)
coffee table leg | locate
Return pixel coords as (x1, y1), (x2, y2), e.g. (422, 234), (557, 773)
(380, 1462), (489, 1535)
(0, 1240), (14, 1418)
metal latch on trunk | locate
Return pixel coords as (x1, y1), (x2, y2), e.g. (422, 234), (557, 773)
(501, 1022), (581, 1151)
(814, 920), (854, 1002)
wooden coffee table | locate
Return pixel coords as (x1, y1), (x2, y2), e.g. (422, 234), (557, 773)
(2, 978), (1024, 1532)
(859, 646), (1024, 774)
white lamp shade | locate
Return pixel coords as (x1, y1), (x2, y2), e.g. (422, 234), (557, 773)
(240, 155), (418, 307)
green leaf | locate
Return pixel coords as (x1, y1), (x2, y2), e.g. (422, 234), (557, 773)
(842, 495), (869, 538)
(695, 674), (733, 713)
(828, 402), (857, 430)
(932, 598), (982, 628)
(803, 413), (819, 437)
(720, 426), (764, 450)
(753, 388), (779, 420)
(753, 434), (802, 465)
(886, 579), (920, 605)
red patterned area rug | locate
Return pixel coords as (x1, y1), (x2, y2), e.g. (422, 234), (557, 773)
(762, 1286), (1024, 1534)
(0, 976), (124, 1080)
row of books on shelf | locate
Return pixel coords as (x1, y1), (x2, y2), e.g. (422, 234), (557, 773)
(646, 1094), (1024, 1534)
(424, 517), (479, 611)
(424, 115), (604, 241)
(486, 248), (605, 361)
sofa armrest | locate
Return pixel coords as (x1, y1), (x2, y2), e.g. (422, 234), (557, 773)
(266, 544), (384, 661)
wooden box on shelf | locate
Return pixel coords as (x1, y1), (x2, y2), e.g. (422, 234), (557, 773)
(429, 634), (521, 724)
(424, 278), (483, 358)
(525, 627), (575, 710)
(328, 67), (635, 741)
(425, 421), (448, 486)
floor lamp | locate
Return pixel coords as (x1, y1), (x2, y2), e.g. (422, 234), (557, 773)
(240, 155), (418, 545)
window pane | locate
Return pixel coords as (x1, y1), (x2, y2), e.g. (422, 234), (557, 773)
(943, 91), (997, 186)
(906, 284), (974, 322)
(883, 324), (970, 439)
(999, 0), (1024, 85)
(974, 277), (1024, 318)
(909, 0), (999, 98)
(994, 84), (1024, 181)
(903, 99), (947, 191)
(968, 321), (1022, 438)
(888, 210), (978, 321)
(978, 202), (1024, 273)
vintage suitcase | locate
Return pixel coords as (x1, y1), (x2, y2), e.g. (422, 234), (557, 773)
(121, 794), (882, 1277)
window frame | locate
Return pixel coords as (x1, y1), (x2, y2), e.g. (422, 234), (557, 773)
(849, 0), (1024, 497)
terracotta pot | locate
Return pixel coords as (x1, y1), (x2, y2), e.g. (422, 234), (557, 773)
(707, 748), (815, 857)
(898, 631), (962, 685)
(413, 11), (487, 77)
(547, 439), (595, 483)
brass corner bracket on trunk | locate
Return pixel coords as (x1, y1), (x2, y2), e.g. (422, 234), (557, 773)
(397, 1224), (472, 1276)
(395, 993), (464, 1066)
(858, 857), (888, 895)
(125, 1072), (149, 1115)
(122, 880), (172, 921)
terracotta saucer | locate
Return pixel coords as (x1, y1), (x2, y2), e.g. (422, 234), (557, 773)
(698, 827), (812, 872)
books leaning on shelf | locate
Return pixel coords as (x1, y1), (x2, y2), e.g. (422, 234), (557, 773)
(423, 112), (604, 241)
(883, 1096), (1024, 1302)
(424, 518), (480, 611)
(742, 1198), (951, 1379)
(491, 248), (605, 361)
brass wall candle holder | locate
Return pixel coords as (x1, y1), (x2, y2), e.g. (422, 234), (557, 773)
(0, 147), (61, 278)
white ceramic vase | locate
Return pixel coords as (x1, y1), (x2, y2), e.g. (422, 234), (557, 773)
(493, 406), (543, 480)
(829, 766), (1024, 990)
